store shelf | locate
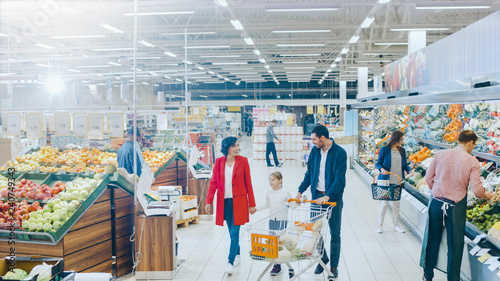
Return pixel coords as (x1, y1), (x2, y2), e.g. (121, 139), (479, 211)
(360, 116), (373, 120)
(471, 151), (500, 162)
(361, 127), (374, 132)
(410, 136), (451, 149)
(360, 137), (375, 145)
(359, 146), (372, 155)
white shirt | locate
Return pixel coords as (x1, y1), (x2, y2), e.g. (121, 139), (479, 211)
(224, 163), (234, 199)
(256, 188), (292, 220)
(317, 145), (331, 192)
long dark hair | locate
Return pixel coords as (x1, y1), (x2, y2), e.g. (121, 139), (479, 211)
(385, 130), (404, 154)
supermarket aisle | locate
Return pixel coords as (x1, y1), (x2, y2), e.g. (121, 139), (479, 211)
(123, 136), (448, 281)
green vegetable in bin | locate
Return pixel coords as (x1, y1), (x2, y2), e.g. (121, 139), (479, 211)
(3, 268), (28, 280)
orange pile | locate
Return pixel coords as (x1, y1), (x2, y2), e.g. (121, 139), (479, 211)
(377, 135), (390, 146)
(142, 150), (175, 167)
(445, 118), (462, 131)
(447, 104), (461, 118)
(443, 132), (459, 143)
(409, 147), (432, 163)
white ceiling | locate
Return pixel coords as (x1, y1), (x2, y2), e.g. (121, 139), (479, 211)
(0, 0), (498, 95)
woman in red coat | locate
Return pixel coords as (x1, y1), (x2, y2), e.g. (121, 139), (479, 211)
(205, 137), (256, 275)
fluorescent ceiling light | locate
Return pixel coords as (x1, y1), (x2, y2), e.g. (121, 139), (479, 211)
(223, 67), (254, 70)
(149, 72), (159, 76)
(130, 56), (161, 60)
(204, 81), (225, 83)
(99, 23), (124, 34)
(341, 48), (349, 54)
(272, 30), (330, 33)
(231, 72), (258, 74)
(266, 8), (338, 12)
(154, 84), (159, 86)
(277, 43), (325, 47)
(143, 82), (149, 85)
(212, 62), (243, 65)
(374, 42), (408, 45)
(164, 51), (177, 57)
(235, 81), (241, 85)
(215, 0), (229, 7)
(185, 45), (231, 49)
(327, 69), (332, 73)
(330, 63), (337, 68)
(323, 93), (327, 96)
(123, 11), (194, 16)
(0, 33), (8, 37)
(36, 43), (55, 49)
(356, 59), (391, 62)
(199, 95), (208, 98)
(183, 60), (193, 64)
(264, 65), (270, 69)
(242, 94), (248, 97)
(108, 62), (122, 66)
(36, 63), (52, 67)
(67, 69), (81, 73)
(282, 61), (318, 64)
(197, 66), (205, 70)
(200, 55), (240, 58)
(379, 0), (391, 3)
(284, 67), (315, 69)
(9, 58), (15, 61)
(415, 4), (490, 10)
(51, 35), (105, 39)
(267, 70), (273, 74)
(281, 54), (321, 57)
(78, 65), (111, 68)
(93, 48), (133, 51)
(253, 50), (261, 56)
(285, 71), (314, 74)
(0, 72), (16, 76)
(138, 40), (155, 47)
(208, 71), (215, 74)
(230, 19), (244, 30)
(216, 75), (223, 78)
(244, 37), (254, 45)
(224, 78), (230, 81)
(390, 27), (450, 31)
(164, 75), (172, 79)
(361, 17), (375, 28)
(161, 31), (216, 35)
(334, 57), (342, 62)
(259, 58), (266, 63)
(349, 36), (360, 44)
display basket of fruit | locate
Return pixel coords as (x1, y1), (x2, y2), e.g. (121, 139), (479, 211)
(0, 174), (110, 245)
(152, 152), (180, 178)
(371, 172), (402, 201)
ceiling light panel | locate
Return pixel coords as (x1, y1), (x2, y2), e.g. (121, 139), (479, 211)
(230, 19), (244, 30)
(281, 54), (321, 57)
(277, 44), (325, 47)
(99, 23), (124, 34)
(266, 8), (338, 12)
(272, 30), (330, 33)
(361, 17), (375, 28)
(123, 11), (195, 16)
(185, 45), (231, 49)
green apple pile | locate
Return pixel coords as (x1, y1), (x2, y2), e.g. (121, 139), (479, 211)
(57, 176), (103, 202)
(466, 203), (500, 232)
(22, 198), (81, 233)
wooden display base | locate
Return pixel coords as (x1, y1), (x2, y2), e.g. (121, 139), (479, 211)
(175, 216), (199, 229)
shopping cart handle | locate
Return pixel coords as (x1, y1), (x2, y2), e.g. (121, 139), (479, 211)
(288, 198), (336, 206)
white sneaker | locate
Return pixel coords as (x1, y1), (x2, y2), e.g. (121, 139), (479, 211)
(393, 225), (405, 233)
(225, 263), (234, 275)
(376, 226), (383, 233)
(233, 255), (241, 267)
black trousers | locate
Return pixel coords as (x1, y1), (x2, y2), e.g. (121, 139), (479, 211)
(266, 142), (279, 166)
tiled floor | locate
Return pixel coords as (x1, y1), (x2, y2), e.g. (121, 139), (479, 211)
(121, 136), (448, 280)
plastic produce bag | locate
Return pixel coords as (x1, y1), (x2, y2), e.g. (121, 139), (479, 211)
(28, 263), (52, 281)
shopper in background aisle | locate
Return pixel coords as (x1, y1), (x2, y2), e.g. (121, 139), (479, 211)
(266, 119), (282, 167)
(205, 136), (257, 275)
(247, 117), (254, 136)
(117, 127), (143, 177)
(420, 130), (491, 281)
(294, 125), (347, 278)
(375, 130), (411, 234)
(252, 171), (291, 276)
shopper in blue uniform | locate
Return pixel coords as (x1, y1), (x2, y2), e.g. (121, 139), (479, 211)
(295, 125), (347, 278)
(117, 127), (143, 177)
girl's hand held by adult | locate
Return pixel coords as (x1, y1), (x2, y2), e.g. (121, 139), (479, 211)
(205, 204), (211, 213)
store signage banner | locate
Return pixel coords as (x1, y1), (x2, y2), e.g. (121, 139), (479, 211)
(55, 112), (70, 136)
(88, 113), (104, 140)
(157, 114), (168, 131)
(287, 116), (293, 125)
(307, 106), (314, 114)
(108, 113), (124, 138)
(26, 113), (42, 139)
(384, 49), (428, 93)
(73, 113), (87, 137)
(7, 113), (21, 136)
(212, 106), (220, 116)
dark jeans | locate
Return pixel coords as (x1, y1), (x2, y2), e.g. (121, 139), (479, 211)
(314, 199), (343, 268)
(266, 142), (279, 166)
(247, 127), (253, 136)
(424, 198), (458, 281)
(224, 198), (241, 265)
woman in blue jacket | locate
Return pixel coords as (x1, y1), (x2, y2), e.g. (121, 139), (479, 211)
(375, 130), (411, 233)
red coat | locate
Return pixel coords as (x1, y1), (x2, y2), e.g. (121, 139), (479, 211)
(206, 155), (256, 226)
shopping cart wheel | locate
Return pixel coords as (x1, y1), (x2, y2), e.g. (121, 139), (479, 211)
(288, 269), (295, 279)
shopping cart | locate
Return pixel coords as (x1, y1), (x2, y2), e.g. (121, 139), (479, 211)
(246, 198), (337, 280)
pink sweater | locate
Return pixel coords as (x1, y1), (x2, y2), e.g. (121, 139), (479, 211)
(425, 146), (485, 203)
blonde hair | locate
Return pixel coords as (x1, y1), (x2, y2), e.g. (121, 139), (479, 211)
(269, 171), (283, 182)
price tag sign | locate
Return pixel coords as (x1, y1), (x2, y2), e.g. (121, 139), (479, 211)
(317, 106), (325, 114)
(88, 113), (104, 139)
(269, 107), (276, 114)
(73, 113), (87, 137)
(157, 114), (168, 131)
(193, 107), (199, 115)
(26, 113), (42, 139)
(287, 116), (293, 125)
(478, 253), (491, 263)
(7, 113), (20, 136)
(470, 245), (481, 256)
(55, 112), (70, 136)
(477, 248), (490, 257)
(108, 113), (124, 137)
(212, 106), (219, 115)
(307, 106), (314, 114)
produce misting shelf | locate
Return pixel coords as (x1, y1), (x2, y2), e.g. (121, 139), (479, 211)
(360, 116), (373, 120)
(361, 127), (374, 132)
(360, 137), (375, 145)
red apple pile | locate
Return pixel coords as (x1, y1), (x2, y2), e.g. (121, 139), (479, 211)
(0, 179), (65, 201)
(0, 200), (41, 230)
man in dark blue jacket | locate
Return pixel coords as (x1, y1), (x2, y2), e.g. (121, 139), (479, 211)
(295, 125), (347, 278)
